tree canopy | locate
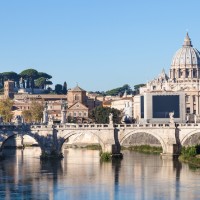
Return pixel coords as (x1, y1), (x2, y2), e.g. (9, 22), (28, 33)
(105, 84), (132, 96)
(22, 99), (44, 122)
(62, 81), (67, 94)
(55, 84), (63, 94)
(0, 68), (53, 90)
(1, 72), (19, 81)
(0, 98), (14, 122)
(133, 83), (146, 94)
(38, 72), (52, 79)
(35, 77), (47, 88)
(20, 69), (39, 78)
(89, 106), (121, 124)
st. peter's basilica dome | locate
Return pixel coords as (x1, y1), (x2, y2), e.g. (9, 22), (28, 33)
(170, 33), (200, 80)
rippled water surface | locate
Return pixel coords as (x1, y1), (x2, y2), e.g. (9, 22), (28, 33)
(0, 148), (200, 200)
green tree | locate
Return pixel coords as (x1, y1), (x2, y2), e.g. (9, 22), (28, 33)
(62, 81), (67, 94)
(55, 84), (63, 94)
(1, 72), (19, 81)
(105, 84), (133, 96)
(22, 110), (32, 122)
(89, 106), (121, 124)
(20, 69), (39, 89)
(45, 80), (53, 88)
(134, 84), (146, 94)
(35, 77), (46, 89)
(29, 100), (44, 122)
(0, 98), (14, 122)
(37, 72), (53, 89)
(38, 72), (52, 80)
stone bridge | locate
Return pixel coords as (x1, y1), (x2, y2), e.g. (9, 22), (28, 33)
(0, 122), (200, 159)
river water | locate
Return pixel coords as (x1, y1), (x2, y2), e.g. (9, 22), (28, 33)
(0, 148), (200, 200)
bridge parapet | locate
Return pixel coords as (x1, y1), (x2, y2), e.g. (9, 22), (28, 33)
(177, 123), (200, 128)
(52, 124), (112, 129)
(114, 123), (172, 129)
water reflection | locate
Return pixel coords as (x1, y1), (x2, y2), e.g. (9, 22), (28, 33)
(0, 148), (200, 199)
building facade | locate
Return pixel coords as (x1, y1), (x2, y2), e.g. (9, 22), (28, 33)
(4, 80), (14, 99)
(136, 33), (200, 123)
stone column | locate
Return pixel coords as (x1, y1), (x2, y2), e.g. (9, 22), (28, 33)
(43, 105), (48, 124)
(170, 69), (173, 79)
(183, 69), (186, 78)
(196, 95), (199, 115)
(177, 69), (179, 78)
(61, 101), (67, 124)
(61, 109), (67, 124)
(189, 95), (194, 114)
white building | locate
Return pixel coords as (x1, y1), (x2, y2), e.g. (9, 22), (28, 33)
(111, 92), (133, 122)
(135, 33), (200, 123)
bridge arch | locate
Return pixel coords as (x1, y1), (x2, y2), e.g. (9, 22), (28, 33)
(0, 133), (18, 151)
(0, 131), (45, 152)
(58, 130), (105, 152)
(120, 130), (167, 153)
(181, 131), (200, 147)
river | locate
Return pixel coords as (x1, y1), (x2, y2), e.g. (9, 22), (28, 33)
(0, 147), (200, 200)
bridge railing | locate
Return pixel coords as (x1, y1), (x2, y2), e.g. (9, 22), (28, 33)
(176, 123), (200, 127)
(1, 122), (200, 130)
(55, 124), (110, 129)
(114, 123), (171, 128)
(29, 123), (111, 129)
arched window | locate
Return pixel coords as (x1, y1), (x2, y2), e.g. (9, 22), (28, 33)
(74, 94), (80, 101)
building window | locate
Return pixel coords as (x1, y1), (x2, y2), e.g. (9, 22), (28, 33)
(153, 86), (156, 90)
(79, 112), (82, 117)
(194, 110), (196, 114)
(75, 95), (80, 101)
(186, 107), (190, 114)
(186, 96), (189, 102)
(193, 96), (196, 102)
(74, 112), (76, 117)
(186, 69), (189, 78)
(84, 112), (87, 117)
(193, 70), (197, 78)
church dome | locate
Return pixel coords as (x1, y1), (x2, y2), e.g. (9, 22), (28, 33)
(171, 33), (200, 69)
(170, 33), (200, 80)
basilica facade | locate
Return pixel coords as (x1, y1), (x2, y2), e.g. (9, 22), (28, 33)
(135, 33), (200, 123)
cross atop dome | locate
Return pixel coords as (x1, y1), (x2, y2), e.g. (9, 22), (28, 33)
(183, 32), (193, 47)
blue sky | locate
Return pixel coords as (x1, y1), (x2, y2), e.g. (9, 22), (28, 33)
(0, 0), (200, 91)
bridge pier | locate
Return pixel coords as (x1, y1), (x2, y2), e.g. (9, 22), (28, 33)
(40, 149), (63, 160)
(161, 144), (180, 159)
(0, 151), (4, 160)
(102, 144), (123, 158)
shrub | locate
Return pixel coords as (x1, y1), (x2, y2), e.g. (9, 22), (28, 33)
(100, 152), (111, 161)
